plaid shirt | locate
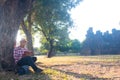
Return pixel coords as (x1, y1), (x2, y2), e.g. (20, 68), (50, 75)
(13, 46), (29, 64)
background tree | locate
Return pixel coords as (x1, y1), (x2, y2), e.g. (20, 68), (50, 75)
(34, 0), (81, 58)
(56, 38), (71, 53)
(70, 39), (81, 53)
(93, 30), (104, 55)
(81, 27), (95, 55)
(102, 31), (112, 54)
(81, 27), (120, 55)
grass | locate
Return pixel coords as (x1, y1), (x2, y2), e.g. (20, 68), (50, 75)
(0, 68), (79, 80)
(0, 55), (120, 80)
(37, 55), (120, 65)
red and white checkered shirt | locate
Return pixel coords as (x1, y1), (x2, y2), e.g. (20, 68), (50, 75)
(13, 46), (29, 64)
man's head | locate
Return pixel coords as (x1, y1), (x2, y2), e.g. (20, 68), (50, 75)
(20, 38), (27, 47)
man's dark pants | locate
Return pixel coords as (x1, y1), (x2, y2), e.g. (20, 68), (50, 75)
(17, 56), (38, 71)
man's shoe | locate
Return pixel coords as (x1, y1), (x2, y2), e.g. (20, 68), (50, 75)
(35, 68), (43, 73)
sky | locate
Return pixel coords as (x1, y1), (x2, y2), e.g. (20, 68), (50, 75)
(16, 31), (41, 47)
(69, 0), (120, 42)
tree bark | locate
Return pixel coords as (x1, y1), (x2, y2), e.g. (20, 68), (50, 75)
(0, 0), (34, 71)
(47, 40), (54, 58)
(21, 20), (34, 53)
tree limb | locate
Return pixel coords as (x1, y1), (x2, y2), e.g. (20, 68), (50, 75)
(35, 26), (50, 41)
(21, 20), (29, 34)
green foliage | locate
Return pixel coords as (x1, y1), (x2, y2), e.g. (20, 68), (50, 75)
(34, 0), (81, 26)
(40, 49), (48, 55)
(39, 37), (49, 54)
(70, 39), (81, 53)
(33, 0), (81, 55)
(56, 38), (71, 52)
(56, 39), (81, 53)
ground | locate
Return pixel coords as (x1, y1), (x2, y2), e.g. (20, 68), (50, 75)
(0, 55), (120, 80)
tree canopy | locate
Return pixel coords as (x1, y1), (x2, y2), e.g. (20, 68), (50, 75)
(32, 0), (81, 57)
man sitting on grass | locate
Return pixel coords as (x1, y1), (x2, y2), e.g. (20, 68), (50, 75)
(13, 39), (42, 73)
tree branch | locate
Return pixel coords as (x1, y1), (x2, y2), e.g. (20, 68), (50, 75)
(21, 20), (29, 35)
(35, 26), (50, 41)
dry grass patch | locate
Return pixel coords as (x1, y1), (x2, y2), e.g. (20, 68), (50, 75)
(0, 55), (120, 80)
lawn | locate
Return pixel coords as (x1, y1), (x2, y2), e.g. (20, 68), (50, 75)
(0, 55), (120, 80)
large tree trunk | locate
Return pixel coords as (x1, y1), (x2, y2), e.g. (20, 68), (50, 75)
(0, 0), (34, 71)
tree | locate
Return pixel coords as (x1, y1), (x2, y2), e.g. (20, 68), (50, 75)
(70, 39), (81, 53)
(81, 27), (120, 55)
(21, 12), (34, 53)
(81, 27), (95, 55)
(34, 0), (81, 58)
(36, 24), (70, 57)
(56, 38), (71, 53)
(0, 0), (34, 71)
(94, 30), (104, 55)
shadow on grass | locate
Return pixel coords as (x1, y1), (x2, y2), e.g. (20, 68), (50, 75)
(50, 68), (111, 80)
(0, 71), (51, 80)
(37, 62), (112, 80)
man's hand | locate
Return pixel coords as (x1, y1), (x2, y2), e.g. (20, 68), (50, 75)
(22, 51), (33, 57)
